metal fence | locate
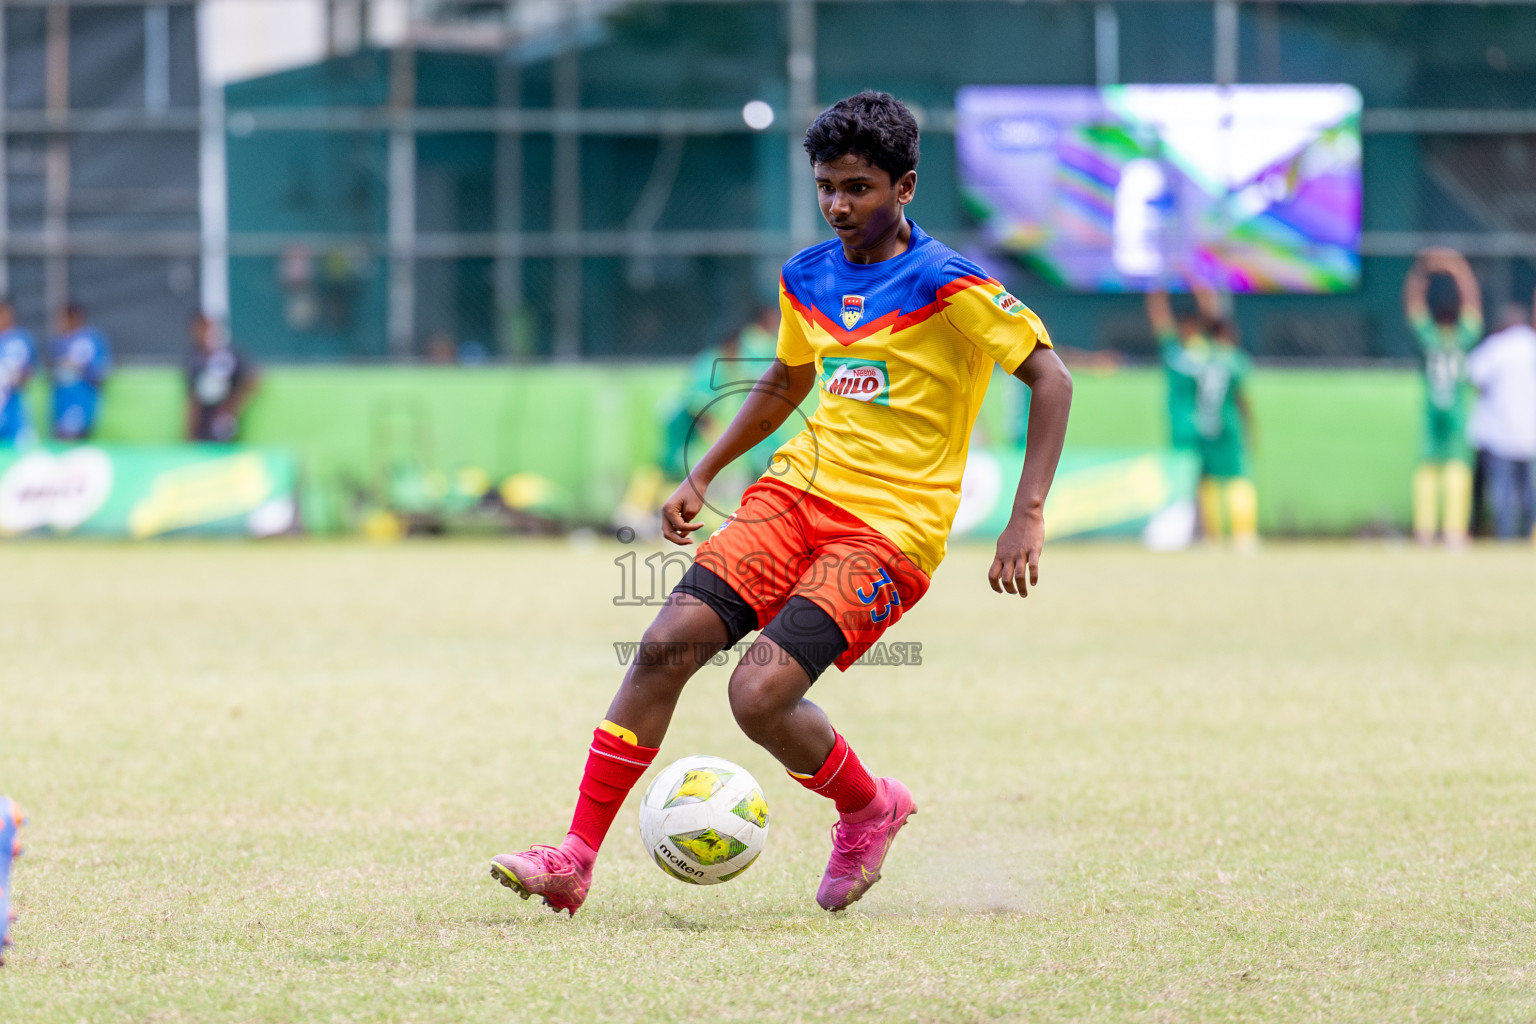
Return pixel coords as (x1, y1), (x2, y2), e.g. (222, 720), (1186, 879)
(3, 0), (1536, 363)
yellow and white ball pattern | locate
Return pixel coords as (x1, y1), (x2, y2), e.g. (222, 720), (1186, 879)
(639, 755), (770, 885)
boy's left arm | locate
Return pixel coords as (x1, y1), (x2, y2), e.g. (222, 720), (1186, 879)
(989, 345), (1072, 598)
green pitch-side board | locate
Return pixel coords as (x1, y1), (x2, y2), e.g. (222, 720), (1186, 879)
(953, 448), (1201, 543)
(10, 365), (1423, 536)
(0, 445), (299, 539)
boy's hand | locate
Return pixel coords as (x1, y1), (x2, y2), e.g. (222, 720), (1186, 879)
(661, 478), (708, 545)
(988, 509), (1044, 598)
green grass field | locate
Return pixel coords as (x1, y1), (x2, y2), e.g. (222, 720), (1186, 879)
(1, 540), (1533, 1023)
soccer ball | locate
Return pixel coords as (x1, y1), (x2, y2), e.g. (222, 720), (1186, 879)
(639, 755), (770, 885)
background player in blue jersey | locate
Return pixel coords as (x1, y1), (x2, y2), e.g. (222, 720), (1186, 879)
(49, 303), (112, 441)
(0, 301), (38, 447)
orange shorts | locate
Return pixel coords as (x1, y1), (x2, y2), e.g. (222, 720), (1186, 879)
(688, 478), (930, 672)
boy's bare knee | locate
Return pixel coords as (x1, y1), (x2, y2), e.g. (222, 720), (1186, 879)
(728, 668), (789, 741)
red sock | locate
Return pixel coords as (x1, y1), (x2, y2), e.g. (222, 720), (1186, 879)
(567, 724), (658, 851)
(789, 732), (878, 815)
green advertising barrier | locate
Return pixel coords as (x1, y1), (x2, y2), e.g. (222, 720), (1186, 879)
(13, 364), (1424, 536)
(0, 445), (299, 539)
(953, 447), (1201, 546)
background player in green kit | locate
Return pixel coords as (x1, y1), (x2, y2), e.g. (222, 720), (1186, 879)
(1403, 247), (1482, 546)
(1146, 284), (1257, 547)
(1146, 287), (1206, 456)
(1193, 311), (1258, 549)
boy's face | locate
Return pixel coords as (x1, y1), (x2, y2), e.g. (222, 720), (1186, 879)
(813, 153), (916, 253)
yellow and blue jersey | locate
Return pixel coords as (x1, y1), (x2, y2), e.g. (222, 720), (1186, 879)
(771, 222), (1052, 575)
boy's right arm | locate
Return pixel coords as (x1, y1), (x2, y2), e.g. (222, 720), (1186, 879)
(661, 358), (817, 545)
(1403, 254), (1429, 324)
(1145, 290), (1175, 338)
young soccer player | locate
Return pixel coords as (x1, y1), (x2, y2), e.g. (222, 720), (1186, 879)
(1194, 315), (1258, 548)
(1145, 287), (1208, 461)
(1146, 284), (1256, 547)
(1403, 248), (1482, 546)
(490, 91), (1073, 915)
(1187, 287), (1257, 548)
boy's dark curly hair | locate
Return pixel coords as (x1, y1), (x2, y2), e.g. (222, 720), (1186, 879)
(803, 91), (920, 183)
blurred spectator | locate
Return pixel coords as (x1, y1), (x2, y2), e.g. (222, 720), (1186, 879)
(186, 313), (258, 443)
(0, 301), (38, 447)
(735, 304), (779, 362)
(49, 303), (111, 441)
(661, 306), (781, 479)
(1403, 249), (1482, 547)
(1465, 300), (1536, 540)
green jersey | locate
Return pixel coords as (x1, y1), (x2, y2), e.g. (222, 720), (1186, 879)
(1410, 312), (1481, 413)
(1408, 312), (1481, 462)
(664, 324), (781, 477)
(1193, 342), (1251, 444)
(1160, 330), (1207, 449)
(681, 323), (777, 414)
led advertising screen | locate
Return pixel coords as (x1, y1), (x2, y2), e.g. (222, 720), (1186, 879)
(956, 85), (1363, 293)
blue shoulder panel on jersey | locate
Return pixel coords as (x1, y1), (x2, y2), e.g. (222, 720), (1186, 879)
(938, 252), (993, 285)
(780, 223), (980, 333)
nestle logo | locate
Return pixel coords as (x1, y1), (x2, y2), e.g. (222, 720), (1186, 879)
(822, 360), (889, 405)
(984, 117), (1056, 152)
(827, 368), (882, 398)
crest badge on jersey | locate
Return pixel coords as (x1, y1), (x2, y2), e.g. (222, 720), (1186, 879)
(840, 294), (865, 330)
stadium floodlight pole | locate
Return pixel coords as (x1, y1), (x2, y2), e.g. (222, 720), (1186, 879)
(1094, 3), (1119, 87)
(551, 10), (583, 361)
(387, 43), (418, 361)
(1214, 0), (1239, 87)
(43, 2), (69, 327)
(144, 1), (170, 114)
(786, 0), (818, 252)
(494, 5), (526, 359)
(197, 6), (230, 322)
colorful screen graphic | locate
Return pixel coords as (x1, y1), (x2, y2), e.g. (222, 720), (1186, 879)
(956, 85), (1362, 293)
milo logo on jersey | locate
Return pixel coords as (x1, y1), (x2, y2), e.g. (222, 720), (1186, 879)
(821, 358), (890, 406)
(992, 291), (1029, 316)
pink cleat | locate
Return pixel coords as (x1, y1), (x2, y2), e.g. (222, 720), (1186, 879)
(816, 777), (916, 912)
(489, 836), (596, 917)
